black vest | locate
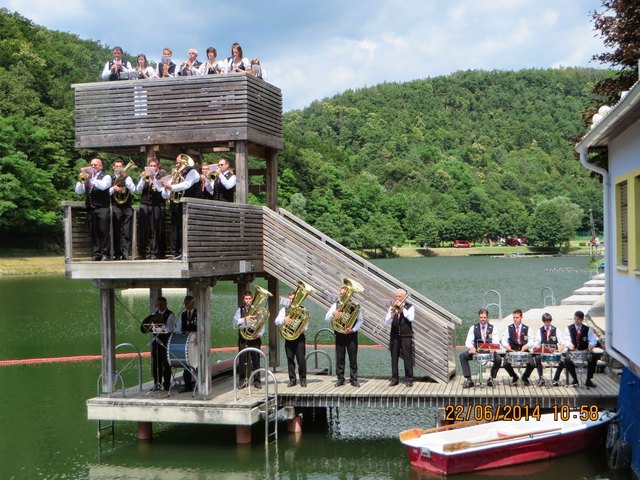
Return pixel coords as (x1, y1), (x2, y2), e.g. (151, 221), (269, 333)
(108, 59), (126, 81)
(158, 61), (176, 77)
(182, 167), (203, 199)
(181, 309), (197, 332)
(390, 301), (414, 337)
(539, 325), (559, 346)
(506, 323), (529, 350)
(568, 324), (590, 350)
(472, 323), (495, 347)
(140, 172), (166, 206)
(212, 171), (235, 202)
(178, 60), (202, 76)
(85, 171), (110, 209)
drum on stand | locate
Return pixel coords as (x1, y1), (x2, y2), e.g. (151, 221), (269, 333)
(167, 332), (198, 369)
(541, 352), (562, 364)
(567, 350), (589, 366)
(506, 351), (531, 367)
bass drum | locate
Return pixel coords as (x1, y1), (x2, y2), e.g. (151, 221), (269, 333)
(167, 332), (198, 368)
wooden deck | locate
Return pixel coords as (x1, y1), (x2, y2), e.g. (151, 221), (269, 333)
(87, 370), (618, 426)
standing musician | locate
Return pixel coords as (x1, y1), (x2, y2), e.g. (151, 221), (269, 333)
(499, 309), (533, 386)
(177, 48), (202, 76)
(157, 47), (176, 78)
(233, 291), (263, 389)
(276, 291), (308, 388)
(199, 161), (215, 200)
(385, 288), (415, 387)
(325, 284), (364, 387)
(110, 159), (136, 260)
(523, 312), (564, 387)
(176, 295), (197, 392)
(161, 154), (202, 260)
(136, 158), (166, 259)
(101, 46), (132, 81)
(208, 158), (236, 202)
(149, 296), (175, 391)
(556, 310), (599, 388)
(75, 158), (112, 261)
(200, 47), (222, 74)
(459, 308), (501, 388)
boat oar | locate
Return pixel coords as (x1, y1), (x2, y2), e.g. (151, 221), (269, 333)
(399, 419), (485, 441)
(442, 427), (561, 452)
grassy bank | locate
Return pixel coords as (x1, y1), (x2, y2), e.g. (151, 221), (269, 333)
(0, 249), (65, 276)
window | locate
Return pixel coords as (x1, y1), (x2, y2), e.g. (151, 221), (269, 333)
(617, 180), (628, 266)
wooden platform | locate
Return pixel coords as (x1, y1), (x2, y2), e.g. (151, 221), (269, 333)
(87, 370), (618, 427)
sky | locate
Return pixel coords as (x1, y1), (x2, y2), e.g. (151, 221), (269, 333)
(1, 0), (609, 111)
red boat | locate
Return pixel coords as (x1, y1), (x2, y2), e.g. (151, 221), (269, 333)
(399, 411), (615, 475)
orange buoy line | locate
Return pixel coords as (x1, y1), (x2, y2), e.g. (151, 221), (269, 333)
(0, 343), (383, 366)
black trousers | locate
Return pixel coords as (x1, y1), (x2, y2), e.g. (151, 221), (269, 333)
(111, 204), (133, 258)
(88, 206), (110, 257)
(169, 202), (183, 256)
(152, 334), (171, 389)
(238, 336), (261, 385)
(138, 203), (164, 257)
(564, 351), (599, 382)
(390, 335), (414, 382)
(335, 331), (358, 382)
(459, 350), (501, 378)
(285, 334), (307, 382)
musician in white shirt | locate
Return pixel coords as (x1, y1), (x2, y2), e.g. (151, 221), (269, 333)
(101, 46), (132, 81)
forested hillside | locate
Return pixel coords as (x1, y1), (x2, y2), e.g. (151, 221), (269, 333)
(0, 9), (611, 252)
(279, 68), (611, 252)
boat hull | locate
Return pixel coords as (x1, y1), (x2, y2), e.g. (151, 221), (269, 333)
(404, 419), (609, 475)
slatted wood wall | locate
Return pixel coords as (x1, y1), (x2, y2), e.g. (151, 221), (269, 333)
(72, 74), (283, 150)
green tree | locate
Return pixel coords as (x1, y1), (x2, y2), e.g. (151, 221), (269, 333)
(527, 197), (583, 247)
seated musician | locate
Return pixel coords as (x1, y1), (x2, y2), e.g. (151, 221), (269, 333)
(459, 308), (501, 388)
(555, 310), (599, 388)
(176, 295), (197, 392)
(522, 312), (563, 386)
(499, 309), (533, 386)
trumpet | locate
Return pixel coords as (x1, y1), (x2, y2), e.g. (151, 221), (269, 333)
(78, 166), (93, 182)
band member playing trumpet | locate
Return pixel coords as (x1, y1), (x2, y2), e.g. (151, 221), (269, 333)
(161, 154), (202, 260)
(110, 159), (136, 260)
(136, 158), (166, 259)
(199, 162), (214, 200)
(233, 291), (263, 389)
(75, 158), (112, 261)
(325, 283), (364, 387)
(459, 309), (501, 388)
(385, 288), (415, 387)
(207, 158), (236, 202)
(276, 291), (308, 387)
(101, 46), (132, 81)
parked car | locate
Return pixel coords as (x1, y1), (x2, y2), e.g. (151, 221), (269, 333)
(453, 239), (471, 248)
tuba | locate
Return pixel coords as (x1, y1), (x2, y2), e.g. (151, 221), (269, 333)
(279, 281), (314, 341)
(239, 286), (273, 341)
(332, 278), (364, 334)
(113, 160), (137, 204)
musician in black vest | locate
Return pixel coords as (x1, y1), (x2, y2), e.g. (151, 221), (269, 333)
(385, 288), (415, 387)
(555, 310), (599, 387)
(110, 159), (136, 260)
(150, 296), (175, 391)
(522, 312), (564, 386)
(136, 158), (166, 259)
(176, 295), (197, 392)
(233, 291), (263, 389)
(161, 154), (202, 260)
(276, 291), (308, 387)
(499, 309), (533, 386)
(199, 162), (215, 200)
(75, 158), (112, 261)
(158, 47), (177, 78)
(459, 308), (501, 388)
(101, 46), (132, 80)
(209, 158), (236, 202)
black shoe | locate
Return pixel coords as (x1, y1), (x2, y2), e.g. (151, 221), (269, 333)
(180, 385), (193, 393)
(463, 378), (475, 388)
(522, 378), (530, 386)
(350, 380), (360, 387)
(585, 380), (597, 388)
(538, 379), (546, 387)
(163, 384), (171, 391)
(101, 255), (111, 261)
(335, 379), (345, 387)
(91, 255), (102, 261)
(486, 378), (494, 387)
(300, 380), (307, 388)
(511, 376), (519, 386)
(253, 383), (262, 389)
(389, 380), (399, 387)
(405, 381), (413, 387)
(288, 380), (297, 387)
(552, 380), (559, 386)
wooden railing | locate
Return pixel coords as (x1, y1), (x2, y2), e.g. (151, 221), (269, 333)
(72, 74), (283, 150)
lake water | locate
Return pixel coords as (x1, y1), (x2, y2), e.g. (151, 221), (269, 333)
(0, 256), (630, 479)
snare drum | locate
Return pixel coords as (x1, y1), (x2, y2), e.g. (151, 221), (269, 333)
(541, 352), (562, 364)
(473, 353), (493, 363)
(506, 351), (531, 367)
(567, 350), (589, 366)
(167, 332), (198, 368)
